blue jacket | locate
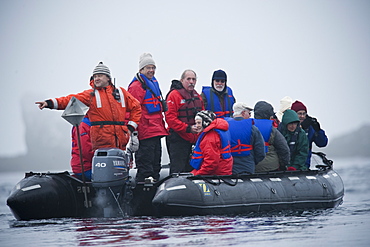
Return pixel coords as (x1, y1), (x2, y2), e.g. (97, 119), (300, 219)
(304, 126), (328, 168)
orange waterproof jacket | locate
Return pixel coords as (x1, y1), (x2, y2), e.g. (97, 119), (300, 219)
(48, 82), (141, 151)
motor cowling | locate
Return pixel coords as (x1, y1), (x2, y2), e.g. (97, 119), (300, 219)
(92, 148), (130, 188)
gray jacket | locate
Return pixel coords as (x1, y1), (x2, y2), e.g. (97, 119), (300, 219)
(255, 127), (290, 172)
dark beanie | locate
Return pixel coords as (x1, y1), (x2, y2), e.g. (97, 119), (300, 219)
(254, 101), (275, 119)
(291, 100), (307, 112)
(212, 70), (227, 82)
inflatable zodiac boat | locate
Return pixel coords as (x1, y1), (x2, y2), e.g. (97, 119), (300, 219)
(7, 150), (344, 220)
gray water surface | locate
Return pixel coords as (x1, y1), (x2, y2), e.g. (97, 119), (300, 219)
(1, 157), (369, 247)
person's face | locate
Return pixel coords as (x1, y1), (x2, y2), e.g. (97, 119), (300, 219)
(287, 122), (298, 132)
(242, 110), (251, 119)
(195, 119), (203, 132)
(140, 64), (156, 79)
(296, 110), (307, 123)
(93, 74), (110, 88)
(213, 79), (225, 92)
(181, 71), (197, 92)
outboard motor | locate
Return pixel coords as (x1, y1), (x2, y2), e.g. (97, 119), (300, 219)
(92, 148), (132, 217)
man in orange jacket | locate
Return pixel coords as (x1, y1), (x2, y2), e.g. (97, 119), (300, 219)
(36, 62), (141, 152)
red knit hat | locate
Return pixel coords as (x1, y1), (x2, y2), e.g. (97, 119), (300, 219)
(291, 100), (307, 112)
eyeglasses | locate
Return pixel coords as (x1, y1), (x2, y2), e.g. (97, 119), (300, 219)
(145, 66), (156, 70)
(215, 79), (225, 83)
(297, 112), (307, 116)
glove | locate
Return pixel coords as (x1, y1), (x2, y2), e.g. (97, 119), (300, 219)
(300, 116), (313, 130)
(126, 131), (139, 152)
(287, 166), (297, 171)
(310, 117), (321, 132)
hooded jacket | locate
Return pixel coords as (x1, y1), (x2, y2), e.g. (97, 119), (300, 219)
(191, 118), (233, 176)
(279, 110), (309, 170)
(47, 80), (141, 151)
(128, 74), (168, 141)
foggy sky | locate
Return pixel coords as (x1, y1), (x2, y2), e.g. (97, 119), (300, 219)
(1, 0), (369, 157)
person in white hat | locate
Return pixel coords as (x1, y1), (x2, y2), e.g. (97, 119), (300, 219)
(35, 62), (142, 153)
(225, 102), (265, 174)
(127, 53), (168, 182)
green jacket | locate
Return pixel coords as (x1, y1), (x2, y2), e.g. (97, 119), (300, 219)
(280, 110), (309, 170)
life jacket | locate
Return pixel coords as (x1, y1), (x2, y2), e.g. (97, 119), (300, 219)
(225, 118), (253, 156)
(190, 129), (231, 170)
(202, 86), (235, 118)
(130, 74), (162, 113)
(176, 88), (203, 125)
(253, 119), (273, 152)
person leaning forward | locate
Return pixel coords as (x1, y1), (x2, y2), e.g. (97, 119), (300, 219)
(165, 69), (204, 174)
(35, 62), (142, 152)
(128, 53), (168, 182)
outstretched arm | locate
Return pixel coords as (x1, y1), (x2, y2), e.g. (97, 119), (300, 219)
(35, 101), (48, 109)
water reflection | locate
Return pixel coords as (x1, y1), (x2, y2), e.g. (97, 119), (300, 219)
(67, 210), (338, 246)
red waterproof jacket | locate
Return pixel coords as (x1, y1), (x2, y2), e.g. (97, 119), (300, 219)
(165, 89), (204, 143)
(128, 79), (168, 140)
(71, 118), (93, 174)
(48, 82), (141, 151)
(191, 118), (233, 176)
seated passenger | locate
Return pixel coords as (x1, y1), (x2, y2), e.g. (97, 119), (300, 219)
(291, 100), (328, 169)
(225, 102), (265, 174)
(275, 96), (293, 123)
(190, 110), (233, 175)
(278, 109), (309, 171)
(253, 101), (290, 172)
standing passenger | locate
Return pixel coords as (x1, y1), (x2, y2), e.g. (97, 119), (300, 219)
(190, 110), (233, 175)
(165, 70), (204, 174)
(201, 69), (236, 118)
(35, 62), (141, 152)
(225, 103), (265, 174)
(253, 101), (290, 172)
(128, 53), (168, 182)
